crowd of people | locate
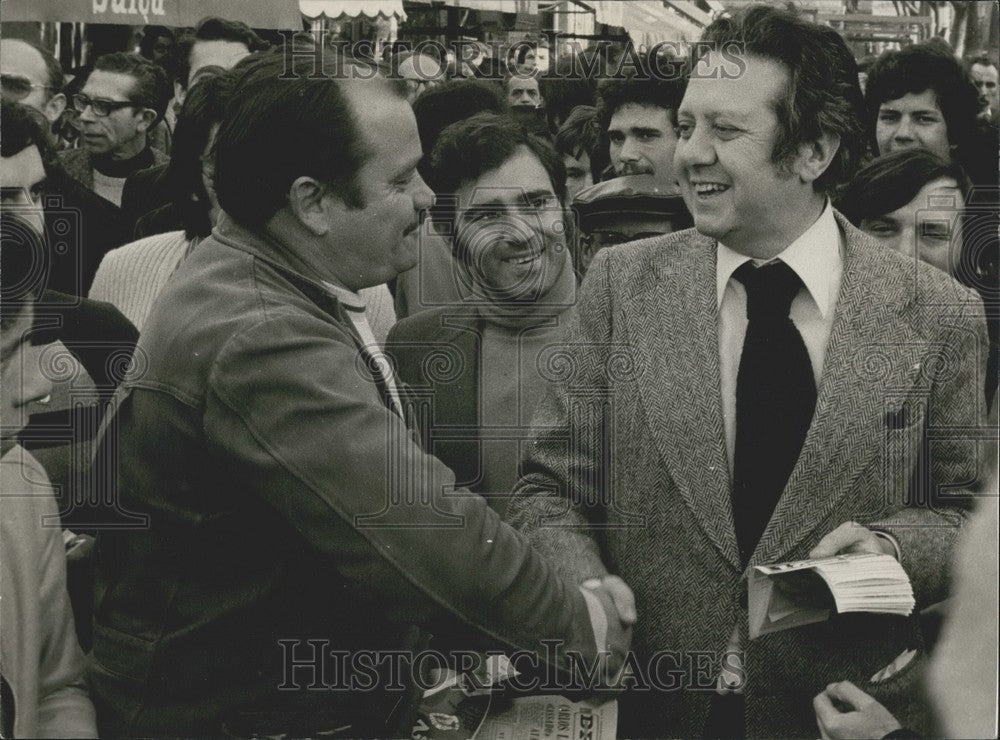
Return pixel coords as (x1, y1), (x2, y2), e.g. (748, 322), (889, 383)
(1, 5), (998, 738)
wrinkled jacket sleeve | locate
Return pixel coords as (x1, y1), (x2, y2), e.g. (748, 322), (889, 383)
(506, 249), (615, 585)
(203, 308), (597, 672)
(36, 484), (98, 738)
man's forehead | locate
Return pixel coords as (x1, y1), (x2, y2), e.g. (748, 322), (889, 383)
(972, 63), (999, 81)
(608, 103), (671, 130)
(459, 151), (554, 206)
(463, 185), (552, 206)
(880, 89), (941, 111)
(345, 84), (421, 162)
(400, 54), (442, 79)
(82, 69), (136, 99)
(509, 77), (538, 91)
(0, 40), (47, 84)
(680, 52), (787, 116)
(189, 39), (250, 79)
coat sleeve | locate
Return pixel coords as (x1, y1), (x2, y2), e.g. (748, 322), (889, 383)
(203, 309), (598, 675)
(872, 292), (991, 607)
(35, 487), (98, 738)
(505, 249), (616, 585)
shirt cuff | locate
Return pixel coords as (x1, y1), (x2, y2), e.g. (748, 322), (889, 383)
(872, 530), (902, 560)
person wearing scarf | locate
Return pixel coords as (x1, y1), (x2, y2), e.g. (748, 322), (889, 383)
(387, 112), (577, 516)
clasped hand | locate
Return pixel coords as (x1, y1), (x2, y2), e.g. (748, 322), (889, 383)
(577, 575), (636, 701)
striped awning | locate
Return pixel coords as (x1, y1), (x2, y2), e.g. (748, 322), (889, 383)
(299, 0), (406, 21)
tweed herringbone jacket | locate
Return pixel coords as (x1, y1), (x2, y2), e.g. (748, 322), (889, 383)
(507, 213), (990, 738)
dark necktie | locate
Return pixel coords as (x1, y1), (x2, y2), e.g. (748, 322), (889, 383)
(732, 260), (817, 563)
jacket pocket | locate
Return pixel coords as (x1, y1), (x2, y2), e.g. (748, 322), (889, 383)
(880, 407), (925, 509)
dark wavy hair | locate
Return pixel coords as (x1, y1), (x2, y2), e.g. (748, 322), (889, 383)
(139, 25), (175, 60)
(539, 57), (596, 133)
(554, 104), (599, 160)
(411, 79), (506, 178)
(213, 48), (406, 228)
(595, 73), (685, 132)
(167, 70), (233, 239)
(0, 100), (52, 161)
(697, 5), (869, 193)
(837, 148), (969, 225)
(175, 16), (269, 89)
(866, 42), (982, 169)
(837, 148), (997, 292)
(92, 52), (173, 122)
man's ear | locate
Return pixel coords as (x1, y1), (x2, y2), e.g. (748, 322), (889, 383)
(287, 176), (332, 235)
(135, 107), (157, 132)
(795, 131), (841, 185)
(43, 92), (67, 124)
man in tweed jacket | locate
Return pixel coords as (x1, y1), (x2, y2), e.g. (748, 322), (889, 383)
(507, 7), (990, 737)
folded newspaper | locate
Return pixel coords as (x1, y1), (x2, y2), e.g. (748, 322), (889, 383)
(748, 553), (915, 639)
(411, 655), (616, 740)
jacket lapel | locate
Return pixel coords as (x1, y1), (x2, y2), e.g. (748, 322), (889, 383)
(622, 232), (741, 570)
(751, 215), (924, 565)
(404, 314), (481, 486)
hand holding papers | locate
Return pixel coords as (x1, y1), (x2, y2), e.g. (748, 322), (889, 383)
(749, 553), (916, 639)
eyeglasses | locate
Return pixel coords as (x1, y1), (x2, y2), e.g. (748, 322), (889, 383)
(72, 93), (140, 117)
(1, 73), (54, 101)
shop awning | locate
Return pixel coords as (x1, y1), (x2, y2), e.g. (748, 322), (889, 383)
(299, 0), (405, 21)
(404, 0), (536, 13)
(590, 0), (624, 29)
(0, 0), (303, 29)
(592, 0), (707, 45)
(627, 2), (687, 45)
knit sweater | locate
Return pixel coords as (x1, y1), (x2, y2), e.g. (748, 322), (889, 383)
(58, 147), (168, 208)
(88, 231), (191, 332)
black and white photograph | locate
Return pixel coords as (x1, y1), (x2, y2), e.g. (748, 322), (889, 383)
(1, 0), (997, 736)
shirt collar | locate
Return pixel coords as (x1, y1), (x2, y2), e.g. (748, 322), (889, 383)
(213, 212), (368, 312)
(320, 281), (367, 312)
(716, 199), (840, 317)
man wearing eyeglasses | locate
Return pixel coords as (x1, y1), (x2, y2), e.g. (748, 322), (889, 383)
(0, 39), (67, 136)
(58, 52), (170, 208)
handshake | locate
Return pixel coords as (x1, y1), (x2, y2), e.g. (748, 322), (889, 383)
(577, 575), (636, 698)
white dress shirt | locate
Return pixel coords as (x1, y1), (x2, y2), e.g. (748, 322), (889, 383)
(716, 199), (844, 474)
(714, 201), (845, 692)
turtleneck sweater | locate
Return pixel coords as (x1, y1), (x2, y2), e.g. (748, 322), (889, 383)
(90, 146), (156, 207)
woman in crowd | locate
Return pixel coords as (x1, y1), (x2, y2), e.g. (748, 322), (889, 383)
(839, 147), (998, 403)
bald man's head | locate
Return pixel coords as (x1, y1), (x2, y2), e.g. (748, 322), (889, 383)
(1, 39), (66, 126)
